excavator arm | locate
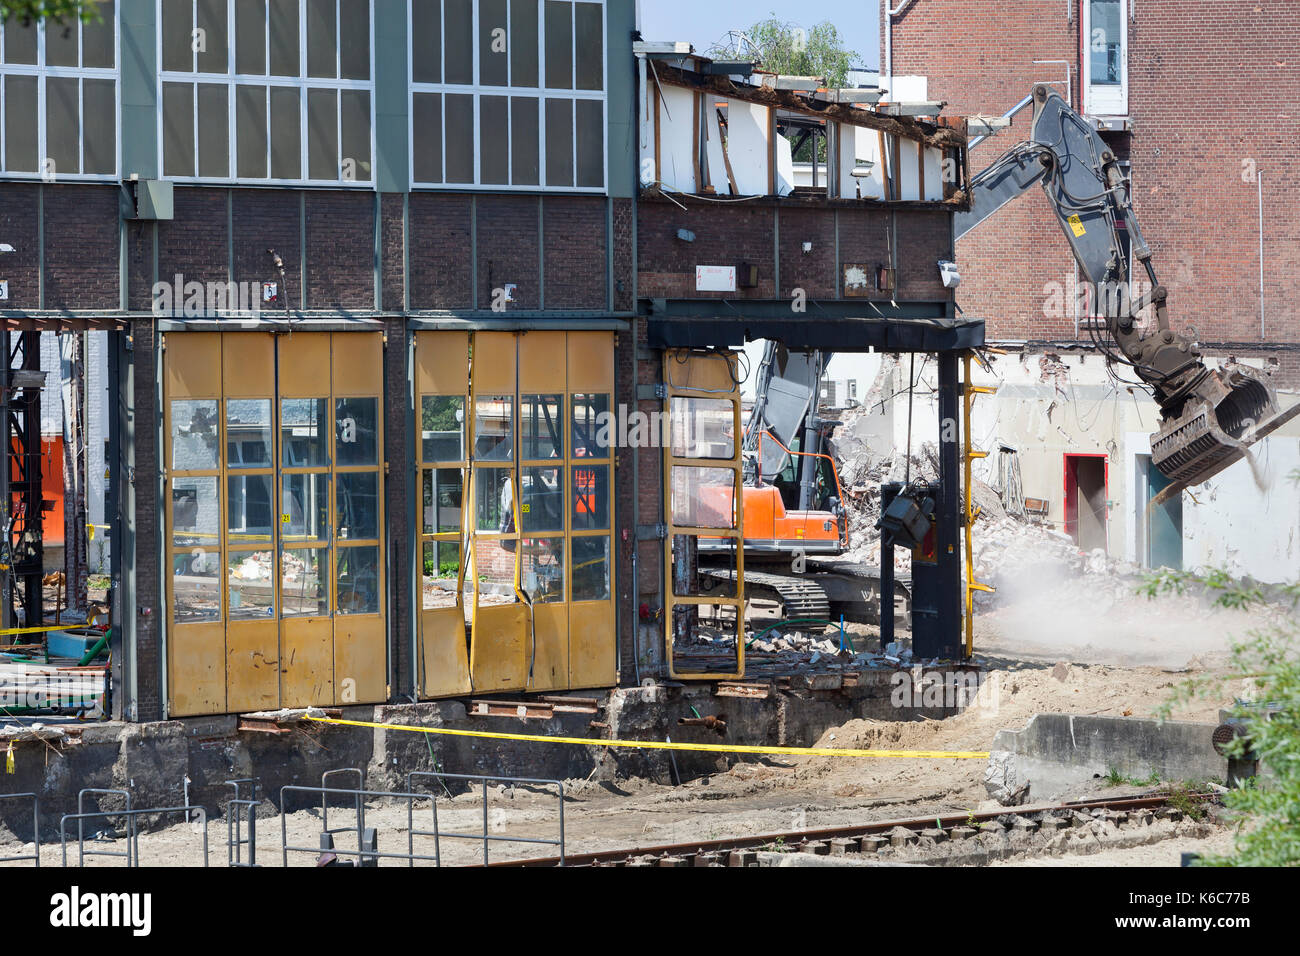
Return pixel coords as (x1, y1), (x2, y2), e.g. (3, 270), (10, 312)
(956, 85), (1295, 486)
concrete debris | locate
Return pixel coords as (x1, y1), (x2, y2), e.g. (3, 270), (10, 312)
(983, 750), (1030, 806)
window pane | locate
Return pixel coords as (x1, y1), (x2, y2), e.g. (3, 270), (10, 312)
(671, 466), (736, 529)
(197, 83), (230, 178)
(340, 89), (371, 181)
(520, 466), (562, 532)
(282, 547), (328, 616)
(171, 475), (220, 545)
(423, 467), (464, 533)
(171, 399), (220, 469)
(45, 77), (79, 176)
(83, 79), (116, 175)
(572, 463), (609, 531)
(571, 536), (609, 601)
(161, 0), (193, 72)
(574, 2), (602, 91)
(444, 92), (473, 183)
(544, 0), (572, 89)
(544, 97), (573, 186)
(337, 472), (379, 540)
(228, 551), (275, 619)
(3, 17), (37, 64)
(269, 85), (300, 178)
(228, 474), (275, 545)
(3, 75), (38, 172)
(307, 0), (337, 78)
(480, 94), (508, 185)
(412, 92), (443, 183)
(269, 0), (300, 76)
(479, 0), (508, 86)
(337, 546), (380, 614)
(510, 0), (538, 87)
(471, 538), (519, 604)
(475, 466), (512, 531)
(421, 396), (464, 461)
(340, 0), (369, 79)
(511, 96), (539, 185)
(411, 0), (442, 83)
(173, 549), (222, 622)
(281, 397), (328, 465)
(236, 0), (267, 75)
(163, 82), (195, 177)
(520, 394), (562, 459)
(196, 0), (229, 74)
(571, 393), (610, 457)
(236, 85), (269, 178)
(45, 17), (78, 67)
(474, 395), (514, 460)
(282, 472), (330, 540)
(307, 87), (338, 179)
(84, 2), (116, 68)
(226, 399), (272, 466)
(520, 538), (564, 603)
(422, 542), (461, 609)
(576, 98), (603, 187)
(1090, 0), (1123, 85)
(670, 396), (735, 458)
(335, 396), (378, 465)
(443, 0), (472, 85)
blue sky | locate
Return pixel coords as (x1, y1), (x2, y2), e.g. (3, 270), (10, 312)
(638, 1), (881, 70)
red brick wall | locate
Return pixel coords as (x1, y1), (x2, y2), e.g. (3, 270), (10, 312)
(637, 201), (778, 299)
(304, 192), (376, 310)
(890, 0), (1300, 345)
(0, 185), (40, 309)
(232, 189), (303, 310)
(477, 195), (542, 310)
(156, 188), (229, 296)
(380, 193), (406, 311)
(408, 194), (473, 310)
(543, 196), (607, 309)
(44, 185), (120, 310)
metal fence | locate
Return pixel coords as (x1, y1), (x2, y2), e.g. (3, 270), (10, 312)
(406, 771), (565, 866)
(226, 778), (259, 868)
(0, 792), (40, 866)
(60, 805), (208, 867)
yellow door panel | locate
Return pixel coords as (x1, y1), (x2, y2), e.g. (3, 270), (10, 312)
(278, 332), (332, 396)
(527, 603), (568, 692)
(280, 617), (334, 707)
(416, 331), (470, 394)
(169, 622), (226, 716)
(225, 620), (279, 712)
(165, 332), (223, 399)
(567, 332), (615, 391)
(519, 331), (567, 391)
(421, 607), (473, 698)
(334, 615), (386, 705)
(569, 601), (616, 688)
(471, 332), (518, 394)
(222, 333), (275, 397)
(470, 603), (529, 691)
(666, 348), (735, 392)
(333, 332), (383, 396)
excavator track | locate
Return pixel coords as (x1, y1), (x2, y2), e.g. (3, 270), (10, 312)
(699, 568), (831, 620)
(700, 562), (911, 625)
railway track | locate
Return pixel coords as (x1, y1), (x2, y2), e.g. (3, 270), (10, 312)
(485, 791), (1217, 867)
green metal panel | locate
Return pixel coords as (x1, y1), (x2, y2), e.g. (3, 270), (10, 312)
(374, 0), (410, 192)
(1146, 459), (1183, 570)
(120, 0), (159, 179)
(605, 0), (636, 198)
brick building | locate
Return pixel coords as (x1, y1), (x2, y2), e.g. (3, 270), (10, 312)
(884, 0), (1300, 577)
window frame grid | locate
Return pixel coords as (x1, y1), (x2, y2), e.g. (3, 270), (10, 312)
(0, 9), (122, 181)
(156, 0), (377, 187)
(408, 0), (608, 193)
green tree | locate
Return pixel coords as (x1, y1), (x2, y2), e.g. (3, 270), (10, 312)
(709, 16), (859, 89)
(0, 1), (101, 25)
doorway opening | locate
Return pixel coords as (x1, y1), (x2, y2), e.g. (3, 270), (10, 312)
(1063, 453), (1108, 552)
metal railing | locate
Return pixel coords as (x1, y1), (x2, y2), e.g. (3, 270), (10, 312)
(0, 792), (40, 866)
(406, 771), (565, 866)
(60, 806), (208, 867)
(320, 767), (365, 841)
(226, 778), (259, 868)
(279, 785), (441, 867)
(72, 788), (132, 865)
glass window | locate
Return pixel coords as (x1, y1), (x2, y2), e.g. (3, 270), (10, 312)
(423, 467), (464, 534)
(281, 398), (329, 466)
(172, 400), (221, 470)
(471, 538), (519, 603)
(670, 466), (737, 529)
(423, 541), (461, 609)
(474, 395), (514, 460)
(282, 547), (328, 615)
(543, 1), (572, 89)
(571, 463), (608, 531)
(571, 535), (609, 602)
(173, 549), (222, 622)
(520, 537), (564, 604)
(422, 396), (465, 461)
(520, 466), (563, 532)
(227, 399), (274, 467)
(670, 397), (736, 459)
(337, 545), (380, 614)
(227, 474), (276, 544)
(521, 394), (563, 460)
(475, 466), (513, 532)
(478, 0), (508, 86)
(228, 551), (276, 619)
(172, 476), (220, 547)
(571, 393), (610, 458)
(1090, 1), (1123, 85)
(282, 472), (330, 540)
(335, 397), (379, 466)
(337, 471), (379, 540)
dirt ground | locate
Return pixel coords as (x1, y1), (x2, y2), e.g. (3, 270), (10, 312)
(1, 646), (1242, 868)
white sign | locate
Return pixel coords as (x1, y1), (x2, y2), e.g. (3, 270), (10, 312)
(695, 265), (736, 293)
(262, 281), (278, 302)
(0, 279), (8, 301)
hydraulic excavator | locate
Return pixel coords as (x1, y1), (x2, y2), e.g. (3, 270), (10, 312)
(957, 85), (1298, 489)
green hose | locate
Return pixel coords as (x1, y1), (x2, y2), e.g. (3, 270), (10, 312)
(77, 628), (111, 666)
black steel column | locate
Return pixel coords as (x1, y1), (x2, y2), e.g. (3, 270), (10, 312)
(879, 481), (901, 650)
(915, 351), (964, 660)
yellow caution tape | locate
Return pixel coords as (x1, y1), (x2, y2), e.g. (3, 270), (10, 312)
(0, 623), (96, 637)
(302, 712), (989, 759)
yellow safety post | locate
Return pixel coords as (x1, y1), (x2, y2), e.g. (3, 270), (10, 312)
(962, 353), (997, 657)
